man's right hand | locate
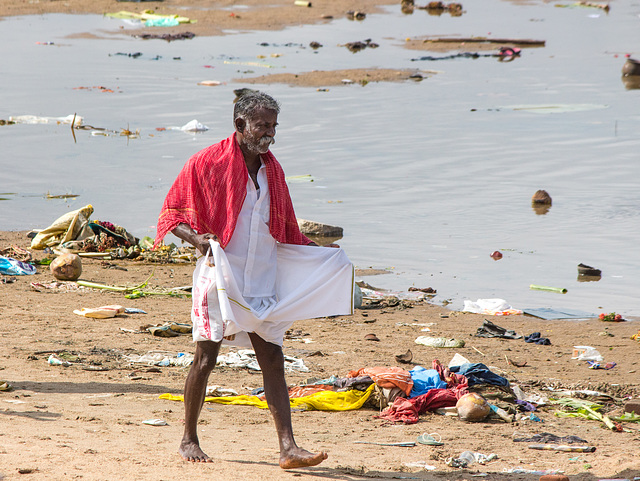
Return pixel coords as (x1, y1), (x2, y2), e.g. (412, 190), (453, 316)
(193, 233), (219, 257)
(171, 223), (219, 257)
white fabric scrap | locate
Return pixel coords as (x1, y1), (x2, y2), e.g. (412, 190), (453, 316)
(462, 298), (522, 315)
(216, 349), (309, 372)
(123, 351), (194, 367)
(205, 385), (239, 397)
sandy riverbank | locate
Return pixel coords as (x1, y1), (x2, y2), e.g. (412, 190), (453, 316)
(0, 229), (639, 480)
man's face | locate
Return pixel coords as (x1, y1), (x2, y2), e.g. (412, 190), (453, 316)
(241, 108), (278, 155)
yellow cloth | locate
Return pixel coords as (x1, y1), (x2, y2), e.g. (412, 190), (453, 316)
(105, 10), (196, 24)
(31, 204), (94, 249)
(158, 384), (374, 411)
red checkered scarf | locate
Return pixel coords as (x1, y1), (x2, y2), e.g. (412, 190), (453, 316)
(154, 133), (311, 249)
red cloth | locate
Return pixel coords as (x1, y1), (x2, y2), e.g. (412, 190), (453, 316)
(154, 133), (311, 249)
(376, 360), (469, 424)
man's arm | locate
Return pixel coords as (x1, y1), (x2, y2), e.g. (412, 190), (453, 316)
(171, 223), (219, 256)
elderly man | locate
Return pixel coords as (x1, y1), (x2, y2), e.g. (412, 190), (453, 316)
(154, 92), (353, 468)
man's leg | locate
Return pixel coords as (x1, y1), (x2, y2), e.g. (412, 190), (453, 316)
(248, 332), (328, 469)
(179, 340), (221, 462)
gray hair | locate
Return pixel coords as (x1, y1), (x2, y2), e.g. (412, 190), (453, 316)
(233, 91), (280, 125)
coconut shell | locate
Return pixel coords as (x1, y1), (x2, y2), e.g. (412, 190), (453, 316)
(456, 392), (491, 422)
(50, 253), (82, 281)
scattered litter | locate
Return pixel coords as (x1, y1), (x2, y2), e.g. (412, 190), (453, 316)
(448, 353), (470, 367)
(0, 381), (13, 392)
(513, 432), (588, 444)
(73, 305), (125, 319)
(124, 308), (147, 314)
(523, 307), (596, 320)
(530, 284), (567, 294)
(142, 418), (168, 426)
(105, 10), (196, 25)
(524, 332), (551, 345)
(165, 119), (209, 132)
(395, 349), (413, 364)
(599, 312), (625, 322)
(9, 114), (82, 125)
(124, 351), (194, 367)
(529, 444), (595, 452)
(416, 432), (443, 446)
(48, 354), (71, 367)
(216, 349), (310, 372)
(412, 48), (520, 62)
(475, 319), (522, 339)
(206, 385), (238, 397)
(578, 263), (601, 276)
(463, 299), (522, 316)
(415, 336), (465, 348)
(353, 440), (416, 447)
(587, 361), (616, 370)
(572, 346), (604, 362)
(447, 451), (497, 468)
(134, 32), (196, 41)
(0, 256), (36, 275)
(340, 38), (378, 53)
(403, 461), (437, 470)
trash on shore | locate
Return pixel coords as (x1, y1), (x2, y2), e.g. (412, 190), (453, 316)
(415, 336), (465, 348)
(529, 284), (567, 294)
(463, 298), (522, 315)
(0, 255), (36, 275)
(341, 38), (379, 53)
(73, 305), (125, 319)
(50, 253), (82, 281)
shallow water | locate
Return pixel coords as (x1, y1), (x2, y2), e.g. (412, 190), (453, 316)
(1, 1), (639, 316)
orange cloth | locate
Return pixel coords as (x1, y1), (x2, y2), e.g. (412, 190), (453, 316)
(347, 366), (413, 396)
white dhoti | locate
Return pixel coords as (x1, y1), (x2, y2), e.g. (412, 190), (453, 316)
(191, 241), (354, 347)
(190, 164), (354, 348)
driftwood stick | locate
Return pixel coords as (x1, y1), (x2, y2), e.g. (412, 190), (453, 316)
(422, 37), (545, 46)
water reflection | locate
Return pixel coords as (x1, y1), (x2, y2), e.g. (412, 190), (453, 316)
(531, 204), (551, 215)
(621, 76), (640, 91)
(577, 275), (601, 283)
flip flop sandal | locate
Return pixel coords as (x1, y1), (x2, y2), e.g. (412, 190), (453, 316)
(416, 433), (444, 446)
(148, 325), (179, 337)
(169, 322), (192, 334)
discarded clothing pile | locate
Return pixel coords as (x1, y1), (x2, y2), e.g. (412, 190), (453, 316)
(376, 360), (469, 424)
(158, 358), (512, 422)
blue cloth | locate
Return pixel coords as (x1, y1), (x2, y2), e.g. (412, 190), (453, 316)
(409, 365), (447, 398)
(449, 362), (509, 387)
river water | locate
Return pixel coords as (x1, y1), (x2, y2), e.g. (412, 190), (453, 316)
(1, 0), (639, 316)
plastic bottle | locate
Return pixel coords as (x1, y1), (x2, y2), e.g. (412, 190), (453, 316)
(0, 256), (37, 275)
(459, 451), (476, 466)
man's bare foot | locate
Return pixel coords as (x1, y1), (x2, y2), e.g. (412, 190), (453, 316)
(279, 448), (328, 469)
(179, 441), (212, 463)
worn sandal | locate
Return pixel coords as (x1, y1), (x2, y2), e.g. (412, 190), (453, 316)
(416, 433), (444, 446)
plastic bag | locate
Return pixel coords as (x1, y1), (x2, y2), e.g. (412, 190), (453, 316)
(572, 345), (604, 362)
(0, 256), (36, 275)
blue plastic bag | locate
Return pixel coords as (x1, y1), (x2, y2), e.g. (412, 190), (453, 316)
(0, 256), (37, 275)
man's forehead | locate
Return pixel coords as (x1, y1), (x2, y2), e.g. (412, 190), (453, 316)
(249, 108), (278, 121)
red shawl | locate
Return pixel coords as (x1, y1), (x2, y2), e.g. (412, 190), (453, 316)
(154, 133), (311, 249)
